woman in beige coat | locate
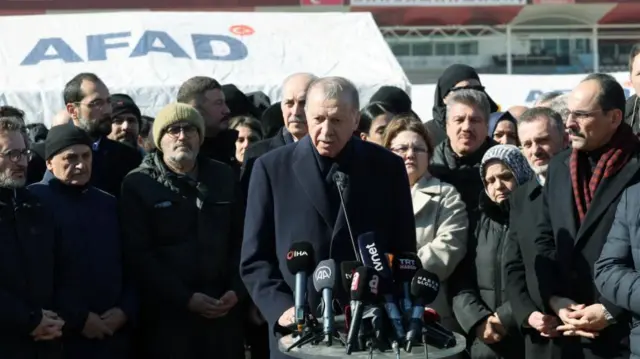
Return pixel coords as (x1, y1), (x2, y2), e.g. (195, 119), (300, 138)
(383, 115), (469, 334)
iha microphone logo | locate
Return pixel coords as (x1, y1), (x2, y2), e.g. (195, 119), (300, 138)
(287, 250), (308, 260)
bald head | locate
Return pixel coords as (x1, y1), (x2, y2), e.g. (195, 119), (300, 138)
(281, 72), (318, 141)
(52, 109), (72, 127)
(507, 105), (528, 120)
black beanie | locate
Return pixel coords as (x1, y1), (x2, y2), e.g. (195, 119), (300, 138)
(369, 86), (412, 114)
(111, 94), (141, 122)
(45, 124), (93, 160)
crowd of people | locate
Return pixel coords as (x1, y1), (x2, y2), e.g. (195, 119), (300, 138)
(2, 43), (640, 359)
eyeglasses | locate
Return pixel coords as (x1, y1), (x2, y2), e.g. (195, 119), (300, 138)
(76, 98), (111, 110)
(165, 124), (198, 138)
(390, 145), (428, 155)
(567, 109), (606, 121)
(0, 149), (31, 162)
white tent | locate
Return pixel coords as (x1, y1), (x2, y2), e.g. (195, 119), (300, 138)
(0, 11), (409, 126)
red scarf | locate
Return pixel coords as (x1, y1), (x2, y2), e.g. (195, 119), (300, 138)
(570, 123), (639, 222)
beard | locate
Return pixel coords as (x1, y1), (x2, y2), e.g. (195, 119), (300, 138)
(530, 163), (548, 176)
(0, 171), (25, 189)
(78, 116), (112, 139)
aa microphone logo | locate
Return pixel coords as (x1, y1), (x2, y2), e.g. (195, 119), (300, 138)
(314, 266), (331, 281)
(287, 250), (309, 260)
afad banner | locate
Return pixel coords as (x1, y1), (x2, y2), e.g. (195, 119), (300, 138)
(410, 72), (633, 122)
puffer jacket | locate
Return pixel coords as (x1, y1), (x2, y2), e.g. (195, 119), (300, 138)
(452, 193), (523, 359)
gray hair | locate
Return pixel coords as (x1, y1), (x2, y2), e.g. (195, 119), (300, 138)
(306, 76), (360, 110)
(445, 89), (490, 122)
(282, 72), (318, 89)
(518, 107), (565, 138)
(535, 91), (565, 107)
(548, 94), (569, 124)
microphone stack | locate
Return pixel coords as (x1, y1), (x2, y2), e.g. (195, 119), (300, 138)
(283, 235), (459, 359)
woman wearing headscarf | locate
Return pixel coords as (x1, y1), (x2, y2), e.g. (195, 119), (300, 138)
(426, 64), (499, 146)
(489, 112), (519, 146)
(452, 144), (532, 359)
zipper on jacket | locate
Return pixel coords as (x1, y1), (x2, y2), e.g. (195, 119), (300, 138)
(494, 224), (508, 309)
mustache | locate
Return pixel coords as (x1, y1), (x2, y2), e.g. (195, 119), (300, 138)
(288, 115), (306, 124)
(567, 128), (584, 138)
(174, 142), (193, 151)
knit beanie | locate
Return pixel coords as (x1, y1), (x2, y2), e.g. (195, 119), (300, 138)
(480, 144), (533, 186)
(152, 103), (205, 150)
(45, 123), (93, 160)
(111, 94), (141, 122)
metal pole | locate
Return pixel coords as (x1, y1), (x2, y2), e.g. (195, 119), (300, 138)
(507, 25), (513, 75)
(592, 26), (599, 73)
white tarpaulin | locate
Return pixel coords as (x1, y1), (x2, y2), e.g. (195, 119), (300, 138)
(412, 72), (634, 122)
(0, 11), (409, 125)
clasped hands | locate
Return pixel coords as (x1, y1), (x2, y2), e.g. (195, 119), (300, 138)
(476, 313), (507, 344)
(188, 291), (238, 319)
(548, 296), (610, 339)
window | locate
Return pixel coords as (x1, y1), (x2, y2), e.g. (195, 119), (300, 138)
(458, 42), (478, 55)
(412, 43), (432, 56)
(390, 43), (410, 56)
(435, 42), (455, 56)
(559, 39), (569, 56)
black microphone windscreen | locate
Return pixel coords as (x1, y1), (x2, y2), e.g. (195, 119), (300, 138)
(331, 169), (347, 188)
(357, 232), (392, 279)
(340, 261), (361, 292)
(313, 259), (337, 292)
(410, 269), (440, 305)
(286, 242), (316, 275)
(392, 252), (421, 282)
(350, 266), (379, 301)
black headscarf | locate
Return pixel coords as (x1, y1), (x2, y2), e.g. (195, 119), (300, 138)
(432, 64), (499, 128)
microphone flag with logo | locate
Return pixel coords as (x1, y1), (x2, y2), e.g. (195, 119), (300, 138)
(286, 242), (316, 333)
(313, 259), (337, 344)
(346, 266), (379, 354)
(393, 252), (421, 313)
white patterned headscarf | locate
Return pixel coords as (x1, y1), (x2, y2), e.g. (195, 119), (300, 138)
(480, 144), (533, 186)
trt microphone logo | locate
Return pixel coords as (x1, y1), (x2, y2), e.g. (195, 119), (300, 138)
(369, 274), (379, 295)
(399, 258), (417, 271)
(314, 266), (331, 281)
(350, 272), (360, 291)
(365, 243), (384, 272)
(287, 250), (309, 260)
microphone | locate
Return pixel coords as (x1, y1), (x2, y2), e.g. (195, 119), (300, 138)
(312, 259), (337, 345)
(357, 232), (406, 345)
(346, 266), (379, 355)
(405, 269), (440, 352)
(423, 308), (457, 349)
(340, 261), (362, 292)
(392, 252), (421, 313)
(285, 242), (316, 333)
(331, 167), (361, 263)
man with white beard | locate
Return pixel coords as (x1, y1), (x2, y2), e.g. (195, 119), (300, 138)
(119, 103), (246, 359)
(503, 107), (568, 359)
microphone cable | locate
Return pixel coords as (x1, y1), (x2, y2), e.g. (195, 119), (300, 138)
(328, 169), (361, 263)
